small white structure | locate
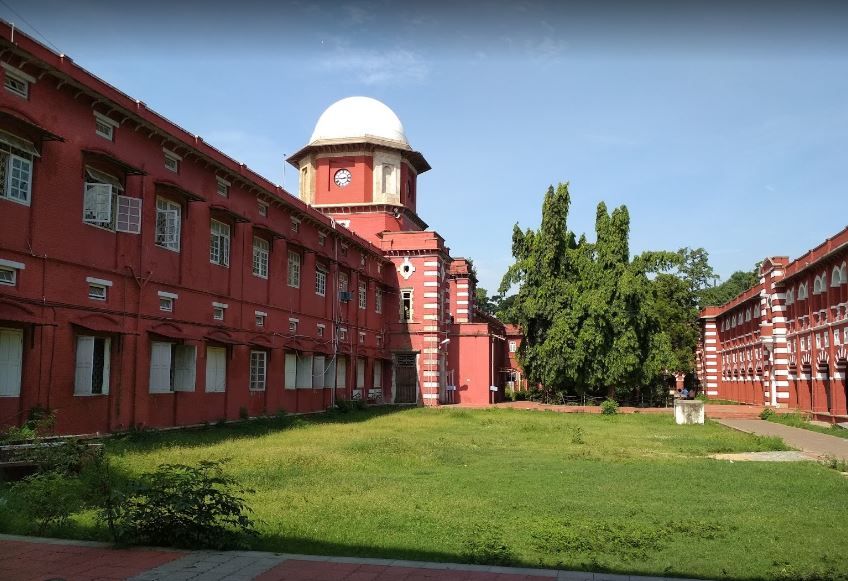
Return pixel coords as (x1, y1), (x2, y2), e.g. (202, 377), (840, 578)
(674, 400), (705, 425)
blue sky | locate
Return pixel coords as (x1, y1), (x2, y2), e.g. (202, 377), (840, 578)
(4, 1), (847, 292)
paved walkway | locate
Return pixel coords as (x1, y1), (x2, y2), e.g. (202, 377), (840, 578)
(717, 419), (848, 461)
(489, 402), (764, 420)
(0, 534), (710, 581)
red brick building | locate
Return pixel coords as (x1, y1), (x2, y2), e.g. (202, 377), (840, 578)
(0, 23), (518, 435)
(697, 227), (848, 422)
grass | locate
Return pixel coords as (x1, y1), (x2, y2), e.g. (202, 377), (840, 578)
(3, 407), (848, 580)
(767, 412), (848, 440)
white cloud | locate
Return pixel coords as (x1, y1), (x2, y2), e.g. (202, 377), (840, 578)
(320, 46), (430, 86)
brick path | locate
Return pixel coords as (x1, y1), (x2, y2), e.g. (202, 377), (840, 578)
(0, 535), (710, 580)
(718, 419), (848, 461)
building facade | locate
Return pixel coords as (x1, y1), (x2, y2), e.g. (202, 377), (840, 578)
(697, 227), (848, 422)
(0, 23), (517, 435)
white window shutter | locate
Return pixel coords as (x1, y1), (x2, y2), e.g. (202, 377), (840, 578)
(163, 209), (179, 243)
(83, 183), (113, 225)
(296, 353), (312, 389)
(313, 356), (325, 389)
(373, 360), (382, 389)
(74, 336), (94, 395)
(101, 339), (111, 395)
(324, 357), (336, 389)
(284, 353), (297, 389)
(0, 328), (23, 397)
(149, 342), (173, 393)
(174, 345), (196, 392)
(205, 347), (226, 392)
(116, 196), (142, 234)
(336, 356), (347, 389)
(222, 231), (230, 267)
(356, 358), (365, 388)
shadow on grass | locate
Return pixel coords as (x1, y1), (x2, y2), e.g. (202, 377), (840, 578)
(247, 533), (809, 581)
(106, 406), (412, 454)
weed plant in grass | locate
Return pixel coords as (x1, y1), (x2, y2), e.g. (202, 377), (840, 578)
(2, 408), (847, 580)
(767, 411), (848, 440)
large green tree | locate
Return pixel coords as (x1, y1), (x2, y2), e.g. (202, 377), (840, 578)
(699, 269), (759, 307)
(500, 183), (677, 399)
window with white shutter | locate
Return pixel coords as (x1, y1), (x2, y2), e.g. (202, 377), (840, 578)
(313, 355), (325, 389)
(155, 198), (181, 250)
(373, 360), (382, 389)
(249, 350), (267, 391)
(324, 357), (336, 389)
(296, 353), (312, 389)
(173, 345), (196, 392)
(253, 237), (269, 278)
(1, 131), (38, 205)
(116, 196), (142, 234)
(205, 346), (227, 393)
(83, 183), (113, 226)
(149, 341), (173, 393)
(0, 328), (23, 397)
(336, 356), (347, 389)
(356, 358), (366, 388)
(75, 336), (110, 395)
(209, 220), (230, 266)
(287, 250), (301, 288)
(284, 352), (297, 390)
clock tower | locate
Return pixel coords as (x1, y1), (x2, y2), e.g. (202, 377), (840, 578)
(287, 96), (431, 245)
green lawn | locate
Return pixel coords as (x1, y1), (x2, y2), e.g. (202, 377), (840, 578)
(3, 408), (848, 580)
(767, 412), (848, 440)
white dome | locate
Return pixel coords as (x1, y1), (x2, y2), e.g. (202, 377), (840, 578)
(309, 96), (408, 146)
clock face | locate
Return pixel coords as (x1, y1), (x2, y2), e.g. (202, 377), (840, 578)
(334, 169), (352, 187)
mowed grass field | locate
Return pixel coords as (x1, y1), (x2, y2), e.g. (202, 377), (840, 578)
(4, 407), (848, 580)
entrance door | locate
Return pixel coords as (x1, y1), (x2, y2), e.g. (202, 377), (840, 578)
(395, 353), (418, 404)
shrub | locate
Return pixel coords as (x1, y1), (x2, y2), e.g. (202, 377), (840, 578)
(514, 390), (528, 401)
(9, 472), (87, 535)
(759, 408), (775, 420)
(1, 406), (56, 443)
(695, 393), (709, 402)
(335, 399), (365, 413)
(118, 459), (255, 549)
(504, 388), (516, 402)
(600, 399), (619, 415)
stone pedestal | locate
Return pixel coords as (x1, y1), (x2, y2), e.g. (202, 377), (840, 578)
(674, 400), (705, 425)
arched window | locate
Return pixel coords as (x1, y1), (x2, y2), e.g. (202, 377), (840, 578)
(786, 288), (794, 305)
(745, 308), (751, 322)
(813, 275), (822, 294)
(798, 282), (808, 300)
(731, 315), (737, 327)
(754, 305), (761, 317)
(832, 266), (842, 287)
(841, 262), (847, 284)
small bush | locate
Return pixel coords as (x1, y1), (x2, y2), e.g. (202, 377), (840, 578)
(695, 393), (709, 402)
(1, 406), (56, 443)
(759, 408), (775, 420)
(570, 426), (585, 445)
(514, 390), (528, 401)
(821, 455), (848, 472)
(118, 459), (256, 549)
(335, 399), (366, 413)
(504, 388), (516, 402)
(9, 472), (87, 534)
(600, 399), (619, 415)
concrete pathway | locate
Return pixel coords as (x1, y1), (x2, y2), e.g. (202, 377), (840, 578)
(717, 419), (848, 461)
(0, 534), (711, 581)
(489, 402), (764, 420)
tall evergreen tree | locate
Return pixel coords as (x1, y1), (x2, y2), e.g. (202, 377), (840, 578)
(501, 183), (677, 399)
